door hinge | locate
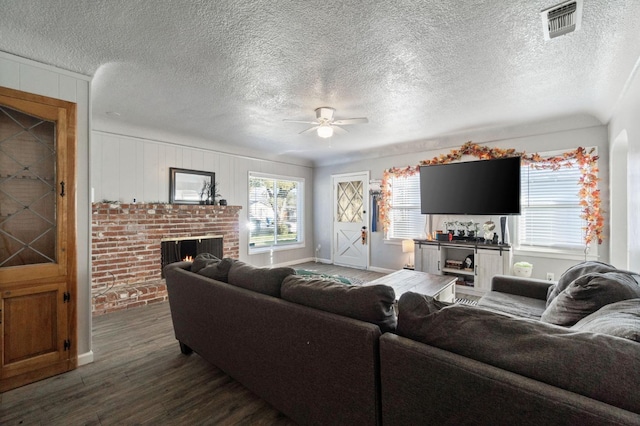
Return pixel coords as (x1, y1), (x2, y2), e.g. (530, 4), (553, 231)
(63, 292), (71, 302)
(64, 339), (71, 351)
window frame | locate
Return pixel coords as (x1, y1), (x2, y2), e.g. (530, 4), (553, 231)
(248, 171), (305, 254)
(514, 148), (597, 260)
(385, 172), (425, 241)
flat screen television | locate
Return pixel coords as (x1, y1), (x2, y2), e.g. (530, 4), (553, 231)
(419, 156), (521, 215)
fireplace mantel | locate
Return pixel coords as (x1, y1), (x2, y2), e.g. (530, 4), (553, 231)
(91, 203), (241, 315)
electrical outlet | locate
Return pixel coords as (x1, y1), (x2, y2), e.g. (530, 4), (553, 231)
(546, 272), (555, 281)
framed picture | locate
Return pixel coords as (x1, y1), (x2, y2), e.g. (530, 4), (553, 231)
(169, 168), (215, 204)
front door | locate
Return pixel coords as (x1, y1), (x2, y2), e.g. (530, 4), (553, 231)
(0, 87), (77, 392)
(332, 172), (369, 269)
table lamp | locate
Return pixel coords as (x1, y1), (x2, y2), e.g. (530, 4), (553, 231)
(402, 239), (415, 269)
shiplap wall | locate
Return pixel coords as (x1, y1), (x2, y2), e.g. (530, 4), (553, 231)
(91, 131), (315, 266)
(0, 51), (92, 365)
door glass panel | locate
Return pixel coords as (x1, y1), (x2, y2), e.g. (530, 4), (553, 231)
(337, 181), (363, 223)
(0, 106), (57, 267)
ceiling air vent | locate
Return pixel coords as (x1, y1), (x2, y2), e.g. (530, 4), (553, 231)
(541, 0), (583, 40)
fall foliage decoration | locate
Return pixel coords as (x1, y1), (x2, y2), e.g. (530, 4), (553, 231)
(380, 142), (603, 246)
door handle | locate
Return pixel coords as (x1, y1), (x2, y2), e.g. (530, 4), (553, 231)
(361, 226), (367, 245)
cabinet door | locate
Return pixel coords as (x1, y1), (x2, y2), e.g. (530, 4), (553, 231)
(475, 250), (506, 292)
(415, 245), (441, 274)
(0, 87), (77, 392)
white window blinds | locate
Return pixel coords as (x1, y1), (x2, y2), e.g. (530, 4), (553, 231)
(388, 174), (425, 239)
(519, 160), (586, 249)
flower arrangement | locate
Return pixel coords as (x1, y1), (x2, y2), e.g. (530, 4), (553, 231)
(379, 142), (603, 247)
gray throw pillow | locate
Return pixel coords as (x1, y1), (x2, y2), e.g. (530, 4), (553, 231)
(541, 272), (640, 326)
(227, 260), (295, 297)
(572, 298), (640, 342)
(281, 275), (397, 332)
(547, 261), (619, 306)
(197, 257), (234, 282)
(396, 291), (449, 337)
(190, 252), (221, 273)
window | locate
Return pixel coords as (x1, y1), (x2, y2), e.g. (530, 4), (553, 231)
(518, 158), (586, 251)
(387, 173), (425, 239)
(249, 172), (304, 251)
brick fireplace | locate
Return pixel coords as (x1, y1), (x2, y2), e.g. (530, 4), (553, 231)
(91, 203), (241, 315)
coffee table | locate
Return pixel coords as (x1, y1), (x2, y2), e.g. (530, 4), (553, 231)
(367, 269), (456, 303)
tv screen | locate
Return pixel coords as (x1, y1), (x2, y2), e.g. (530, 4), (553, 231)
(419, 157), (521, 215)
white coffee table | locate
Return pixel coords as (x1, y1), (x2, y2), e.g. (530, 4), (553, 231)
(366, 269), (456, 303)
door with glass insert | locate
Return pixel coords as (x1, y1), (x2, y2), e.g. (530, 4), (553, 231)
(0, 87), (77, 392)
(333, 172), (369, 269)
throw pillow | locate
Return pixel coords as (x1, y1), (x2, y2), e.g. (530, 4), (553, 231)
(280, 275), (397, 332)
(227, 260), (295, 297)
(572, 298), (640, 342)
(541, 272), (640, 326)
(546, 261), (619, 307)
(190, 252), (221, 273)
(197, 257), (234, 282)
(396, 291), (449, 337)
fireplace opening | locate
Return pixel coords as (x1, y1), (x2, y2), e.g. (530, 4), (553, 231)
(160, 235), (223, 277)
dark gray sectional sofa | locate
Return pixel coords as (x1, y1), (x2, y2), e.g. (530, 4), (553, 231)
(165, 258), (640, 425)
(383, 263), (640, 425)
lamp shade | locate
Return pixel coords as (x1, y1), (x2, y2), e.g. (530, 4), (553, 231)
(402, 239), (415, 253)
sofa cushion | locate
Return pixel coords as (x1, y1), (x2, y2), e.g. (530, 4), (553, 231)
(547, 261), (619, 306)
(572, 298), (640, 342)
(396, 292), (448, 337)
(227, 261), (295, 297)
(190, 252), (221, 273)
(398, 304), (640, 414)
(197, 257), (234, 282)
(477, 291), (547, 320)
(541, 272), (640, 326)
(281, 275), (397, 332)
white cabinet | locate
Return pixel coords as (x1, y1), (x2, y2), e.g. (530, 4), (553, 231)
(414, 241), (512, 296)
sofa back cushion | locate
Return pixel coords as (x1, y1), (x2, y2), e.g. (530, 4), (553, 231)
(572, 298), (640, 342)
(281, 275), (397, 332)
(396, 304), (640, 414)
(227, 261), (295, 297)
(541, 272), (640, 326)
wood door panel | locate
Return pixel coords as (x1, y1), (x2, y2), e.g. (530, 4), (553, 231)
(4, 291), (59, 365)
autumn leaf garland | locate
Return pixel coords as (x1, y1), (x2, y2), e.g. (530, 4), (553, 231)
(379, 142), (604, 246)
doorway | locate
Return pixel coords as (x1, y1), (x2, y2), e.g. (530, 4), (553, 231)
(332, 172), (369, 269)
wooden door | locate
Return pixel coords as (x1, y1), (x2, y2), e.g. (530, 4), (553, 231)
(0, 86), (77, 392)
(332, 173), (369, 269)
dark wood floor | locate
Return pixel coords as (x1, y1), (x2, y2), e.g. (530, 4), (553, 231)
(0, 262), (383, 425)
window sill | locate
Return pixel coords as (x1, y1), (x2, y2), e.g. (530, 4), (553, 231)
(248, 242), (305, 255)
(514, 246), (598, 262)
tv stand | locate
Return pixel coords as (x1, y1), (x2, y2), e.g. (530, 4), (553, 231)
(413, 240), (512, 296)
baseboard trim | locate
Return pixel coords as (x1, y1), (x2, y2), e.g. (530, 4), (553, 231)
(77, 350), (94, 366)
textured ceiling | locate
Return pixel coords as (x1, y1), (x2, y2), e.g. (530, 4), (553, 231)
(2, 0), (640, 166)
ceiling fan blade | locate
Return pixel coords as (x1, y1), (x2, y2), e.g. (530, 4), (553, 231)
(333, 117), (369, 125)
(332, 125), (348, 134)
(283, 119), (319, 124)
(299, 125), (320, 134)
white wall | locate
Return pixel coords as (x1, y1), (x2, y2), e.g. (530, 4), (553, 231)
(91, 131), (315, 266)
(609, 61), (640, 272)
(0, 52), (93, 365)
(314, 124), (610, 280)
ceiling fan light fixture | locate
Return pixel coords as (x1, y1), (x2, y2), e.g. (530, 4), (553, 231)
(317, 124), (334, 138)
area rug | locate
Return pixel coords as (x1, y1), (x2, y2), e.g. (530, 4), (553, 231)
(455, 297), (479, 306)
(294, 269), (364, 285)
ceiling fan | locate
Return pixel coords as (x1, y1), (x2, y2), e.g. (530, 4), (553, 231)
(283, 107), (368, 138)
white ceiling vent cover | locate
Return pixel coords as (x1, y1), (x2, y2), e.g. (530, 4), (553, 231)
(541, 0), (583, 40)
